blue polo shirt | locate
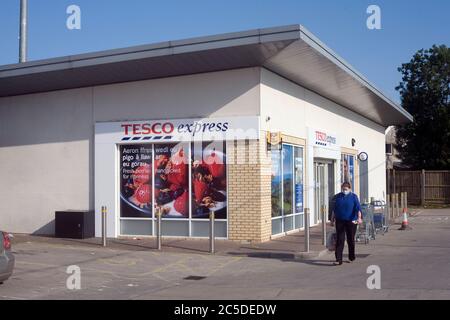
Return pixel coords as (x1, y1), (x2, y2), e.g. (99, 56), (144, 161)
(333, 192), (361, 221)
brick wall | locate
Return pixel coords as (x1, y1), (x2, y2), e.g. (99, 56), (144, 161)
(227, 136), (272, 243)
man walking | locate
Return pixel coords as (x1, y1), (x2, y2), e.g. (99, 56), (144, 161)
(331, 182), (363, 265)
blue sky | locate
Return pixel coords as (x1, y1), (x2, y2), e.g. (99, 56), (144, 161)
(1, 0), (449, 102)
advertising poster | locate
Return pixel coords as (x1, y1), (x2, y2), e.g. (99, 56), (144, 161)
(294, 146), (304, 213)
(120, 144), (152, 218)
(282, 145), (293, 216)
(349, 155), (354, 190)
(191, 141), (227, 219)
(154, 143), (189, 218)
(295, 184), (303, 213)
(271, 149), (282, 217)
(341, 154), (355, 190)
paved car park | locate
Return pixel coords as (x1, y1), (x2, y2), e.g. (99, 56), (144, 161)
(1, 208), (449, 300)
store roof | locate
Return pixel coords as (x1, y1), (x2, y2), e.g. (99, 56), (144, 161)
(0, 24), (412, 126)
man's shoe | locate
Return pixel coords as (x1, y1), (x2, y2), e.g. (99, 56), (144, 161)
(333, 261), (343, 266)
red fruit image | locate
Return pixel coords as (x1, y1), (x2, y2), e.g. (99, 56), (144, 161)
(133, 164), (151, 184)
(206, 151), (225, 178)
(135, 184), (151, 204)
(193, 180), (209, 203)
(167, 148), (188, 186)
(174, 190), (188, 217)
(167, 163), (187, 186)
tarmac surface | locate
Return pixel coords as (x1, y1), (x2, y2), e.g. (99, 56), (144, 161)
(1, 208), (449, 300)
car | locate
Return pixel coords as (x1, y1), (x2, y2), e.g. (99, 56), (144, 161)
(0, 231), (15, 284)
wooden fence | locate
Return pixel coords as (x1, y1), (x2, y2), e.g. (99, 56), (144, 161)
(387, 170), (450, 205)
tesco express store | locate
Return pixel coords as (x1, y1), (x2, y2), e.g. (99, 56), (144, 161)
(0, 25), (412, 242)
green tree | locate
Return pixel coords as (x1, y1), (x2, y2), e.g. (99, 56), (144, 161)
(395, 45), (450, 169)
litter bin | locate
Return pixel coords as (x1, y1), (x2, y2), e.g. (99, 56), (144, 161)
(55, 210), (95, 239)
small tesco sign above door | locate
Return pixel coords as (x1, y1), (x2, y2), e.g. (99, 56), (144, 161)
(314, 130), (337, 147)
(95, 116), (260, 143)
(308, 127), (339, 152)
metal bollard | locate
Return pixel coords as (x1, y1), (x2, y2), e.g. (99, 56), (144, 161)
(304, 208), (310, 253)
(156, 207), (162, 250)
(101, 206), (107, 247)
(209, 211), (215, 254)
(321, 206), (327, 246)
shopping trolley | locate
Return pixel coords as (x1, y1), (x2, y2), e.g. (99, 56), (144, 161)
(356, 204), (376, 244)
(372, 200), (389, 235)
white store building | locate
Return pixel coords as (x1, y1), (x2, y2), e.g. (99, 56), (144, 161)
(0, 25), (412, 242)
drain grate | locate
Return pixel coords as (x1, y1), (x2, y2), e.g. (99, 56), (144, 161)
(183, 275), (207, 281)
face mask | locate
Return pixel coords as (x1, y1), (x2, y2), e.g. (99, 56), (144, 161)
(343, 189), (350, 195)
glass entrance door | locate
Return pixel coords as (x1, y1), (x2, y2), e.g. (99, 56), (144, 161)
(313, 162), (327, 224)
(313, 161), (334, 224)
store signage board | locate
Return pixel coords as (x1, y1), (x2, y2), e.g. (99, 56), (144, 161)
(308, 127), (339, 152)
(95, 116), (260, 143)
(266, 131), (282, 150)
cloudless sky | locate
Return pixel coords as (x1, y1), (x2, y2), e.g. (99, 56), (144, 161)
(1, 0), (449, 102)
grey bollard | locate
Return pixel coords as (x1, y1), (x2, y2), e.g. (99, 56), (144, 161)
(156, 207), (162, 250)
(102, 206), (107, 247)
(209, 211), (215, 254)
(321, 206), (327, 246)
(304, 208), (310, 253)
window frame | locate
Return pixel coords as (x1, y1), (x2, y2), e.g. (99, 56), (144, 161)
(271, 143), (305, 235)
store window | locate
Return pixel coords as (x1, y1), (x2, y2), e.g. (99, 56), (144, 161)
(191, 141), (227, 219)
(271, 149), (282, 218)
(154, 143), (189, 218)
(282, 145), (293, 216)
(341, 154), (355, 190)
(119, 142), (227, 238)
(119, 144), (153, 218)
(271, 144), (304, 235)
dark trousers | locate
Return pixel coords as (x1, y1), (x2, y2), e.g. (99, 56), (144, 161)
(335, 219), (357, 262)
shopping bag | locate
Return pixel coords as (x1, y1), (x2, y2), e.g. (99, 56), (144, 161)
(326, 230), (337, 251)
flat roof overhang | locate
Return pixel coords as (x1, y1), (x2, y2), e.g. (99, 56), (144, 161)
(0, 24), (412, 126)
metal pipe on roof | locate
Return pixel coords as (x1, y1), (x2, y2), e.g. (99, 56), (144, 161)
(19, 0), (28, 63)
